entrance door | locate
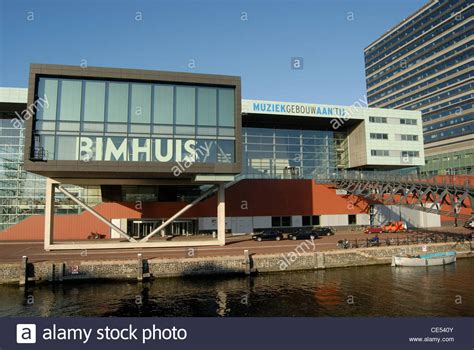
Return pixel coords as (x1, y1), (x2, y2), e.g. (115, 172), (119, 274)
(130, 220), (160, 238)
(130, 219), (197, 237)
(170, 220), (196, 236)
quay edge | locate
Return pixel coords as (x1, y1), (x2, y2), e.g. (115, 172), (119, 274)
(0, 242), (472, 285)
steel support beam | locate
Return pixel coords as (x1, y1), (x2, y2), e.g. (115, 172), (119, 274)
(140, 185), (218, 242)
(57, 185), (137, 243)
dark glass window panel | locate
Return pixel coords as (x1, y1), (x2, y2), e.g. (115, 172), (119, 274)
(271, 217), (281, 227)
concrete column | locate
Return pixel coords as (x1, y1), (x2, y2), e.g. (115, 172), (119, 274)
(217, 183), (226, 246)
(44, 178), (56, 251)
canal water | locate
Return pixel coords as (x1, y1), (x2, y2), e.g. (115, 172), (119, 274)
(0, 259), (472, 317)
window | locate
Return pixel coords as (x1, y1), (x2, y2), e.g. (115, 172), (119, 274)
(39, 135), (55, 160)
(281, 216), (292, 227)
(176, 86), (196, 125)
(312, 215), (320, 226)
(218, 88), (234, 127)
(348, 214), (357, 225)
(128, 138), (150, 161)
(216, 140), (234, 163)
(271, 216), (281, 227)
(130, 84), (151, 124)
(371, 149), (390, 156)
(56, 136), (78, 160)
(195, 139), (216, 163)
(400, 118), (417, 125)
(272, 216), (292, 227)
(153, 85), (174, 124)
(401, 151), (420, 157)
(83, 81), (105, 122)
(59, 80), (82, 121)
(197, 88), (217, 126)
(104, 137), (127, 161)
(302, 216), (311, 226)
(107, 83), (129, 123)
(302, 215), (320, 226)
(370, 133), (388, 140)
(369, 116), (387, 123)
(79, 136), (103, 161)
(37, 78), (58, 120)
(401, 134), (419, 141)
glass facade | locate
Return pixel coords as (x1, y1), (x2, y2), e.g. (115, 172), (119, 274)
(420, 149), (474, 175)
(2, 121), (349, 232)
(241, 128), (347, 179)
(0, 118), (101, 231)
(33, 77), (236, 164)
(365, 0), (473, 174)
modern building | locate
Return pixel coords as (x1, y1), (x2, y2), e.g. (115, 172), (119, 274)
(0, 87), (103, 232)
(364, 0), (473, 175)
(1, 64), (431, 247)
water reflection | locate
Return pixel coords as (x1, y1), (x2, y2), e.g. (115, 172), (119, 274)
(0, 259), (472, 317)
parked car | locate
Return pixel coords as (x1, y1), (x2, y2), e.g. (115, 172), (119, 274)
(364, 226), (383, 234)
(314, 227), (335, 236)
(382, 221), (407, 233)
(252, 229), (283, 242)
(287, 228), (319, 241)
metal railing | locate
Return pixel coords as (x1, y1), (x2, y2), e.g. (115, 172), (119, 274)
(336, 233), (472, 250)
(316, 170), (474, 188)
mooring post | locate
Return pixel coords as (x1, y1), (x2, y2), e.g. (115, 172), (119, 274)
(19, 256), (28, 287)
(315, 252), (325, 269)
(137, 253), (143, 281)
(53, 263), (65, 282)
(143, 258), (150, 279)
(49, 263), (64, 283)
(243, 250), (251, 275)
(50, 263), (56, 283)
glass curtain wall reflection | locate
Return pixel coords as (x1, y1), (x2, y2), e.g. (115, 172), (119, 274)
(33, 77), (236, 164)
(242, 127), (347, 179)
(0, 119), (101, 231)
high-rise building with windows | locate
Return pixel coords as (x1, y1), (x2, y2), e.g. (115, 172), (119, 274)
(364, 0), (473, 175)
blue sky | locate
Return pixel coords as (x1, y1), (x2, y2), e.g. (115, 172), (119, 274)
(0, 0), (426, 105)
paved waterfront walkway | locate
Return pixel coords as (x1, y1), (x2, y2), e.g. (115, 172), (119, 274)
(0, 227), (470, 263)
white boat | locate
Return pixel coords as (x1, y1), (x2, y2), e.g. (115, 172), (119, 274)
(391, 251), (456, 267)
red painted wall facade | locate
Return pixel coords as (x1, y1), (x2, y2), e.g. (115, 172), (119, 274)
(0, 180), (370, 241)
(2, 177), (469, 241)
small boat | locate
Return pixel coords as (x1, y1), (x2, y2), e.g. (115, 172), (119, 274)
(391, 251), (456, 267)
